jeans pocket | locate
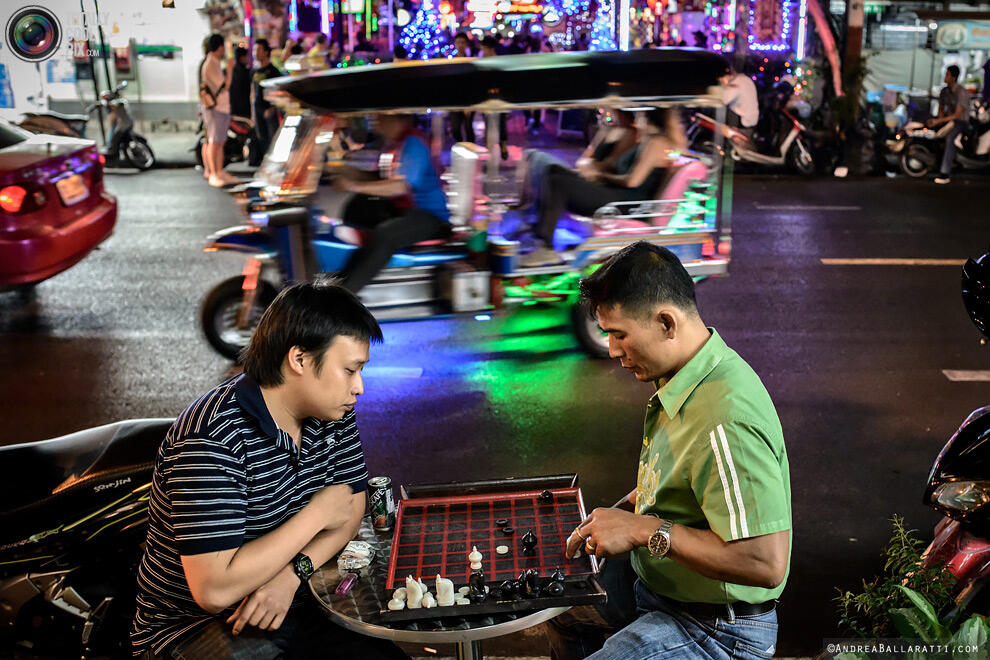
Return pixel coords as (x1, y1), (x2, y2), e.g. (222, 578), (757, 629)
(733, 639), (776, 659)
(717, 614), (777, 659)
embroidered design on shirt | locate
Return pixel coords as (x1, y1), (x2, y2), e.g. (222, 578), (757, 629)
(636, 452), (661, 512)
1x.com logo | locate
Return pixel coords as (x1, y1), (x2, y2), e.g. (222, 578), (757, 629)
(5, 6), (62, 62)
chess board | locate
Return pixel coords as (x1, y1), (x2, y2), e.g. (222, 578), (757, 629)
(380, 484), (605, 622)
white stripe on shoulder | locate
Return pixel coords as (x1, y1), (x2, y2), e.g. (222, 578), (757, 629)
(709, 429), (738, 540)
(717, 424), (749, 538)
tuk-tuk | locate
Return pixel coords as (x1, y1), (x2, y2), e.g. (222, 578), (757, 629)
(200, 49), (732, 359)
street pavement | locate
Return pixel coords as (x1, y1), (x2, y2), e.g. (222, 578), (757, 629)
(1, 162), (988, 657)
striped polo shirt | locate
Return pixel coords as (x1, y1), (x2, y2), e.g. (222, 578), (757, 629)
(130, 374), (369, 656)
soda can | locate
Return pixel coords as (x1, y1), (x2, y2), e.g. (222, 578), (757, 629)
(368, 476), (395, 532)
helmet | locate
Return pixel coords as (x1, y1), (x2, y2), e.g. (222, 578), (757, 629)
(962, 249), (990, 339)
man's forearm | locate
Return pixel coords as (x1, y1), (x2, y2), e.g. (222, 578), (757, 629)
(269, 493), (365, 587)
(190, 486), (357, 610)
(652, 524), (784, 589)
(351, 178), (409, 197)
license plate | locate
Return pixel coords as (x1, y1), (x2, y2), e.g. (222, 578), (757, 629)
(55, 174), (89, 206)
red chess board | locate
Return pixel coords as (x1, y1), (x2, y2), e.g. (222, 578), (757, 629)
(384, 487), (598, 590)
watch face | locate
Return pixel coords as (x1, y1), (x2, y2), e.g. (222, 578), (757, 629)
(296, 554), (314, 575)
(650, 532), (670, 557)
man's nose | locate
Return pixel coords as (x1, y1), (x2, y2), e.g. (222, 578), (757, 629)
(353, 372), (364, 396)
(608, 335), (623, 359)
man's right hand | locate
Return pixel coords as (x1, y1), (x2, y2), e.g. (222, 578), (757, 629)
(306, 484), (361, 529)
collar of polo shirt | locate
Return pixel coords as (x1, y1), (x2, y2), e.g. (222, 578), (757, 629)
(651, 328), (727, 417)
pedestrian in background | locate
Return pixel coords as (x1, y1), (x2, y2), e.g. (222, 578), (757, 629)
(930, 65), (971, 185)
(449, 33), (475, 144)
(251, 38), (282, 167)
(229, 46), (252, 122)
(199, 33), (236, 187)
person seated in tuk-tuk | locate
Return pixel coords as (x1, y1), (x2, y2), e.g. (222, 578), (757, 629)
(332, 113), (451, 292)
(518, 109), (639, 213)
(520, 108), (686, 268)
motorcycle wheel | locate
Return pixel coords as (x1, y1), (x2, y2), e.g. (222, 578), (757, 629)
(570, 300), (609, 359)
(201, 276), (278, 360)
(787, 137), (816, 175)
(900, 143), (935, 178)
(123, 138), (156, 170)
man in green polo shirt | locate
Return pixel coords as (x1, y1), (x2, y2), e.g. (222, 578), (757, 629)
(546, 241), (791, 659)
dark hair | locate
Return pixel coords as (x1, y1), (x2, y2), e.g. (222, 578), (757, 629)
(644, 107), (672, 131)
(316, 33), (328, 45)
(481, 36), (498, 50)
(454, 32), (469, 43)
(242, 280), (383, 386)
(235, 46), (249, 61)
(579, 242), (698, 320)
(205, 33), (224, 56)
(255, 38), (272, 54)
(290, 44), (304, 55)
(393, 44), (407, 59)
(946, 65), (960, 80)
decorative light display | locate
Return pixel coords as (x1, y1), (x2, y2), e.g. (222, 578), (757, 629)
(399, 0), (453, 59)
(589, 0), (617, 51)
(748, 0), (794, 52)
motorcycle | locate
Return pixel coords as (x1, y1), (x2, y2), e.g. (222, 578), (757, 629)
(890, 103), (990, 178)
(0, 419), (172, 658)
(688, 80), (817, 176)
(921, 249), (990, 619)
(17, 81), (156, 171)
(193, 114), (254, 169)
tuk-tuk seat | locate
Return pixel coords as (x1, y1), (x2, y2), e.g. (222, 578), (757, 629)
(585, 158), (708, 236)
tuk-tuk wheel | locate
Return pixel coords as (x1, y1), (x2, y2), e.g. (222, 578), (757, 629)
(201, 276), (278, 360)
(570, 301), (610, 359)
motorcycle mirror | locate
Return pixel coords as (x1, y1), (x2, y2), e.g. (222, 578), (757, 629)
(116, 80), (128, 91)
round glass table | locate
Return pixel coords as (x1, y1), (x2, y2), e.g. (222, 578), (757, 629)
(310, 518), (568, 660)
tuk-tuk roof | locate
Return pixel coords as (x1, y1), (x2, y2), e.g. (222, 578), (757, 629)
(264, 49), (728, 114)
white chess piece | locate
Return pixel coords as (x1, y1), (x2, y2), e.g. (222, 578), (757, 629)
(435, 574), (455, 606)
(468, 546), (483, 564)
(387, 598), (405, 610)
(405, 575), (424, 608)
(422, 592), (437, 608)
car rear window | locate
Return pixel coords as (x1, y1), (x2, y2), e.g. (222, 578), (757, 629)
(0, 123), (30, 150)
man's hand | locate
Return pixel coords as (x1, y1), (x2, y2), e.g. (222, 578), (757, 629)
(332, 176), (356, 193)
(226, 568), (300, 634)
(306, 484), (360, 529)
(264, 107), (275, 119)
(564, 507), (661, 559)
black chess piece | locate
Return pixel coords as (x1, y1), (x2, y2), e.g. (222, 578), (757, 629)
(545, 581), (565, 596)
(489, 587), (504, 600)
(499, 579), (517, 597)
(549, 569), (566, 583)
(501, 526), (515, 536)
(521, 530), (537, 555)
(522, 569), (541, 597)
(539, 489), (554, 503)
(494, 518), (509, 526)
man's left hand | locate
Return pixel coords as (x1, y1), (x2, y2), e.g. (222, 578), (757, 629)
(226, 568), (300, 634)
(564, 507), (662, 559)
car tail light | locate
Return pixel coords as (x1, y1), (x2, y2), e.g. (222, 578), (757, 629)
(0, 186), (27, 213)
(98, 153), (106, 166)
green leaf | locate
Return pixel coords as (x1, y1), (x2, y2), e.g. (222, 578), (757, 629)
(890, 607), (937, 643)
(896, 585), (947, 639)
(951, 616), (989, 659)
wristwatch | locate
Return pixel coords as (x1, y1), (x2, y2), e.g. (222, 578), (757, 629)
(292, 553), (315, 582)
(647, 519), (674, 559)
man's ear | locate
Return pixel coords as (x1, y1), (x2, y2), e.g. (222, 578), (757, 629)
(285, 346), (307, 377)
(655, 309), (677, 339)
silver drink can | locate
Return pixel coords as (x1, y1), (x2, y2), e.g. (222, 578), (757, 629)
(368, 476), (395, 531)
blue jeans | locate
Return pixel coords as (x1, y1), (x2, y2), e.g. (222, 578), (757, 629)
(940, 121), (968, 176)
(586, 580), (778, 660)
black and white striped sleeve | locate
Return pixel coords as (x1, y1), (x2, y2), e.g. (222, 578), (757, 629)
(328, 411), (369, 494)
(166, 436), (247, 556)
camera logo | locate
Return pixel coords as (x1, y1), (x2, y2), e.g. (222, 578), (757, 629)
(6, 6), (63, 62)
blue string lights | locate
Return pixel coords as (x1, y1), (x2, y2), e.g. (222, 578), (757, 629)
(399, 0), (453, 60)
(589, 0), (617, 51)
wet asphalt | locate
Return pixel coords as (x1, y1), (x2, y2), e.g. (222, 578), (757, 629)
(1, 162), (989, 657)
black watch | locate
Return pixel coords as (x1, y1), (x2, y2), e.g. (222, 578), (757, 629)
(292, 553), (315, 582)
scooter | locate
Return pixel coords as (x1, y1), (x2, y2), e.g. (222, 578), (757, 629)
(690, 105), (816, 176)
(193, 114), (254, 169)
(17, 81), (156, 171)
(921, 249), (990, 619)
(891, 103), (990, 178)
(0, 419), (172, 658)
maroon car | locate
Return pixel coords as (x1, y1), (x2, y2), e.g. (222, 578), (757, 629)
(0, 121), (117, 288)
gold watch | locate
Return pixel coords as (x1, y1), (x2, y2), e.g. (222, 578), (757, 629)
(647, 519), (674, 558)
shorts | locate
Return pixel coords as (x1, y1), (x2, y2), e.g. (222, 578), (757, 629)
(202, 109), (230, 143)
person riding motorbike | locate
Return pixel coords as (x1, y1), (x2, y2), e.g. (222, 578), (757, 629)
(719, 62), (758, 140)
(332, 113), (452, 293)
(930, 65), (971, 185)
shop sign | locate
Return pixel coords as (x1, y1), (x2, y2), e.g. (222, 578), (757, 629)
(936, 20), (990, 50)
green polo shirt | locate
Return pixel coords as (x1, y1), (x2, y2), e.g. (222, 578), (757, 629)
(631, 328), (791, 605)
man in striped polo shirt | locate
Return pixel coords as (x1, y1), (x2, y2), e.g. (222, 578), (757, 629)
(546, 242), (791, 659)
(132, 282), (407, 659)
